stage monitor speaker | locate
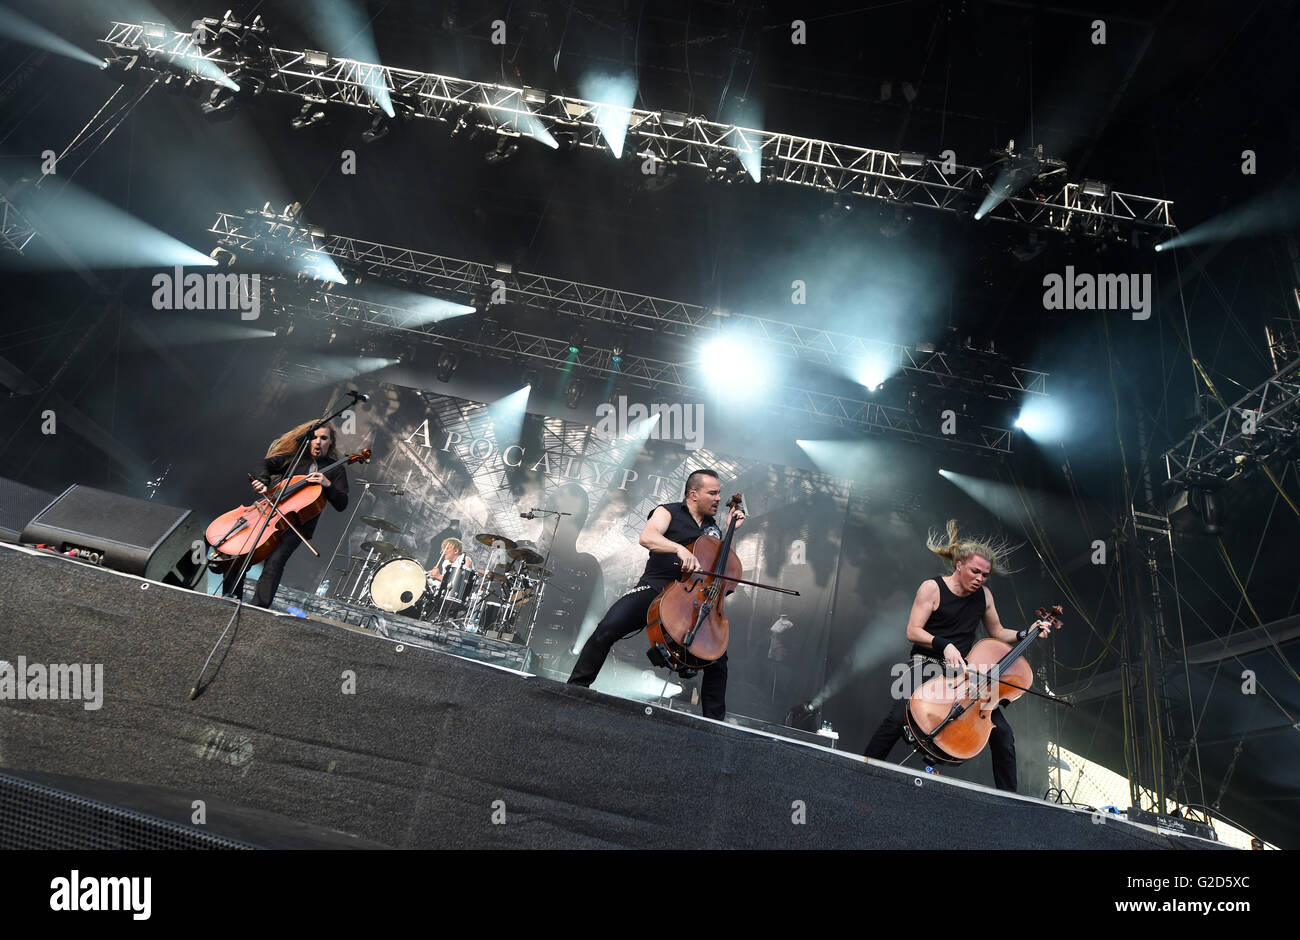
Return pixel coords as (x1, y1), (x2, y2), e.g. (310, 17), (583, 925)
(0, 477), (55, 544)
(20, 484), (206, 589)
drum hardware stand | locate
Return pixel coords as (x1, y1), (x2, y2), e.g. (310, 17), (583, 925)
(324, 478), (402, 601)
(431, 556), (473, 624)
(522, 508), (569, 648)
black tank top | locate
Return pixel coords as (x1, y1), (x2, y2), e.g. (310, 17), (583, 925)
(910, 575), (987, 659)
(640, 502), (721, 585)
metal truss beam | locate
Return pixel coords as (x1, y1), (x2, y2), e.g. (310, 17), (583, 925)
(262, 285), (1013, 455)
(0, 190), (37, 253)
(1162, 357), (1300, 487)
(104, 19), (1174, 239)
(213, 210), (1048, 399)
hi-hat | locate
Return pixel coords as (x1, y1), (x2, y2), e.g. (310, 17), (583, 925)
(360, 540), (403, 556)
(475, 532), (517, 550)
(360, 516), (401, 533)
(522, 564), (553, 580)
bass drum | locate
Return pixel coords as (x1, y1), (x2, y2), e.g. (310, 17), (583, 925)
(369, 557), (429, 615)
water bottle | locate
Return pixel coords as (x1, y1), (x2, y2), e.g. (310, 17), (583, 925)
(316, 578), (330, 597)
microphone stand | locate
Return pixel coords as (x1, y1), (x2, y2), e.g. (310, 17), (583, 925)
(324, 478), (402, 601)
(190, 392), (362, 700)
(522, 508), (569, 649)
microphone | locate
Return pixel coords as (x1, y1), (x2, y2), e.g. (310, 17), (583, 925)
(348, 389), (369, 402)
(520, 511), (535, 519)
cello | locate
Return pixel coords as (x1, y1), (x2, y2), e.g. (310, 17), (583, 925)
(646, 493), (799, 674)
(904, 605), (1065, 766)
(205, 448), (371, 573)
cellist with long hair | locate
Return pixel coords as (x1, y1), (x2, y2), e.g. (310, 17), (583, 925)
(861, 520), (1050, 792)
(220, 420), (350, 607)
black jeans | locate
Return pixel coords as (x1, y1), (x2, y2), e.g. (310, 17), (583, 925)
(221, 532), (302, 608)
(567, 581), (729, 719)
(863, 657), (1018, 792)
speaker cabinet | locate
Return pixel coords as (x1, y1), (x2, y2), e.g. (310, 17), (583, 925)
(0, 477), (54, 544)
(20, 484), (205, 588)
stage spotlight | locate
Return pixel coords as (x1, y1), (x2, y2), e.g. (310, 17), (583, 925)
(580, 72), (636, 158)
(142, 22), (167, 40)
(522, 366), (541, 389)
(361, 113), (390, 143)
(567, 332), (583, 355)
(200, 86), (239, 117)
(1080, 179), (1110, 198)
(1190, 487), (1224, 535)
(899, 151), (927, 168)
(975, 141), (1066, 221)
(854, 352), (894, 390)
(208, 246), (237, 267)
(611, 340), (625, 366)
(735, 129), (762, 183)
(291, 102), (326, 129)
(785, 701), (821, 732)
(1014, 398), (1069, 441)
(435, 350), (459, 382)
(700, 334), (767, 397)
(487, 385), (530, 446)
(565, 377), (586, 409)
(303, 49), (330, 68)
(485, 137), (519, 164)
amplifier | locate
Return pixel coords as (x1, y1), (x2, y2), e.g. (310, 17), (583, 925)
(20, 484), (205, 589)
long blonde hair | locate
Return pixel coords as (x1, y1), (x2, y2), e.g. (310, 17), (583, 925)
(926, 519), (1017, 575)
(266, 420), (338, 460)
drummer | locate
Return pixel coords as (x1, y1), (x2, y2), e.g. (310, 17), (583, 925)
(428, 537), (476, 582)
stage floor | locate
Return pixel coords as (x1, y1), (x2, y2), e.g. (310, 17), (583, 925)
(0, 544), (1228, 849)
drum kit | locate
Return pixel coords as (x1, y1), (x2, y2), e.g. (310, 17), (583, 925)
(342, 517), (551, 640)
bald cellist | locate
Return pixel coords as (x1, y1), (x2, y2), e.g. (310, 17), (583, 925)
(566, 469), (744, 718)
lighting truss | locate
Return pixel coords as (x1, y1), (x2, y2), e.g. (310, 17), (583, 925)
(262, 284), (1014, 454)
(104, 19), (1175, 239)
(0, 189), (37, 253)
(212, 210), (1048, 398)
(1162, 357), (1300, 487)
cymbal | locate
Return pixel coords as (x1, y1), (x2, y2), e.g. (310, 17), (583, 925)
(475, 532), (517, 550)
(507, 540), (544, 564)
(360, 540), (403, 556)
(360, 515), (401, 533)
(484, 570), (513, 583)
(522, 565), (553, 579)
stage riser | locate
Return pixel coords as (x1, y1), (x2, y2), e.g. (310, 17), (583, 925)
(0, 548), (1197, 849)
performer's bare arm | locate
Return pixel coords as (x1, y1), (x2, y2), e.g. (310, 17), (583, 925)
(638, 506), (701, 574)
(904, 579), (958, 659)
(984, 589), (1052, 642)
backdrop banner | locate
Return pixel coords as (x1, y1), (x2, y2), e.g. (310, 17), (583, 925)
(335, 383), (851, 705)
